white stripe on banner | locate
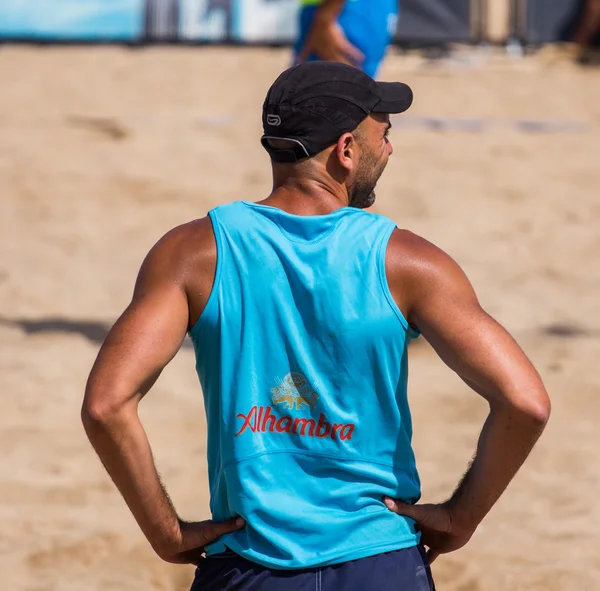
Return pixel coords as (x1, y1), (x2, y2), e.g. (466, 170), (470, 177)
(179, 0), (228, 41)
(158, 0), (167, 36)
(235, 0), (298, 42)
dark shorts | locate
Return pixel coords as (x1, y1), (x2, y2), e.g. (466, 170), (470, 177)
(191, 546), (435, 591)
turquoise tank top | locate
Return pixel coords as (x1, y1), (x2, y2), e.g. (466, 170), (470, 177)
(189, 201), (421, 569)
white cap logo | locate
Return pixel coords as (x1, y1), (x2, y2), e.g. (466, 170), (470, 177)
(267, 114), (281, 126)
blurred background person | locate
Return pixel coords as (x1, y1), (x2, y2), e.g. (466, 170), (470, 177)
(542, 0), (600, 65)
(294, 0), (399, 78)
(572, 0), (600, 63)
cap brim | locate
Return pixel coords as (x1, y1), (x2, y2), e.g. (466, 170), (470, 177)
(373, 82), (413, 114)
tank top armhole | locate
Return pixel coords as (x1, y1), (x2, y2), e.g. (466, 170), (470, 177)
(377, 223), (420, 340)
(188, 209), (223, 338)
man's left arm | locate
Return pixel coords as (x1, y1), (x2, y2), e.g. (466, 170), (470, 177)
(384, 230), (550, 562)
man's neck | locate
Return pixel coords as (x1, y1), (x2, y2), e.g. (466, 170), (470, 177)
(263, 177), (349, 216)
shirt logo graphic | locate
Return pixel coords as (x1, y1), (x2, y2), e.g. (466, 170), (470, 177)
(266, 114), (281, 126)
(235, 371), (355, 441)
(270, 372), (319, 411)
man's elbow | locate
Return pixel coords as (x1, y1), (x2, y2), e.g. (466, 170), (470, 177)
(81, 400), (106, 429)
(530, 393), (551, 426)
(81, 390), (132, 433)
(511, 389), (551, 428)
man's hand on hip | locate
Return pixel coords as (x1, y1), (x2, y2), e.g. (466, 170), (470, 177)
(160, 517), (245, 565)
(384, 497), (475, 564)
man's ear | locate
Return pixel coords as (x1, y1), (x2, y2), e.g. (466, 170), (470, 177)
(334, 132), (359, 173)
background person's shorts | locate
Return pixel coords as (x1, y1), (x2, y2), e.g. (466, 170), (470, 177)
(190, 545), (435, 591)
(294, 0), (399, 79)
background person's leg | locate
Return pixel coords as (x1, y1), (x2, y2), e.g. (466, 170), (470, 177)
(293, 5), (320, 65)
(572, 0), (600, 62)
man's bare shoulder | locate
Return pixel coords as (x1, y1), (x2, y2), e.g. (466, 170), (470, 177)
(156, 217), (214, 254)
(137, 217), (216, 286)
(386, 228), (458, 276)
(385, 228), (476, 321)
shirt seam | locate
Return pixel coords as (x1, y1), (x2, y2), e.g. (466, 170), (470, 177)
(188, 209), (223, 337)
(377, 223), (420, 338)
(219, 447), (407, 472)
(226, 537), (420, 569)
(241, 202), (348, 245)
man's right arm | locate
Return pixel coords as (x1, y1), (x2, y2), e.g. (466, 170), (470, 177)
(384, 229), (551, 562)
(81, 220), (242, 564)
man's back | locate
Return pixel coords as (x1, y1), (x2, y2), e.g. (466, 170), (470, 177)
(82, 63), (549, 591)
(190, 201), (420, 568)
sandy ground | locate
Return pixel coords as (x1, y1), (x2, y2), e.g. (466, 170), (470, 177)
(1, 44), (599, 591)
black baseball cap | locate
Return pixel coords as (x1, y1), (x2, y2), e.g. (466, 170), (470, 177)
(261, 61), (413, 163)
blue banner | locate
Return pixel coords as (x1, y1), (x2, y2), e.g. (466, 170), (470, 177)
(0, 0), (144, 40)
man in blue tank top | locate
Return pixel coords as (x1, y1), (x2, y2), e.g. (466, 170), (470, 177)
(82, 62), (550, 590)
